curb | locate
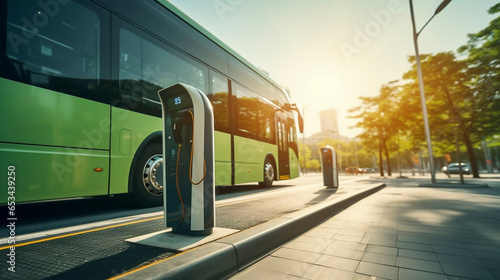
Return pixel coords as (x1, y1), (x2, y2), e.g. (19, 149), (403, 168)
(418, 183), (489, 188)
(118, 183), (386, 280)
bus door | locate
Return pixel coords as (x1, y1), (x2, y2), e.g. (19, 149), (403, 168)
(276, 116), (290, 180)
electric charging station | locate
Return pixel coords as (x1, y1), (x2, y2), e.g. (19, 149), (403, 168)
(158, 83), (215, 236)
(320, 145), (339, 188)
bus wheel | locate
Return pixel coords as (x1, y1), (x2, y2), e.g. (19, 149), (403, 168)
(259, 159), (275, 188)
(131, 143), (163, 207)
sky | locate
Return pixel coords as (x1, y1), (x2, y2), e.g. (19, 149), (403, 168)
(167, 0), (499, 138)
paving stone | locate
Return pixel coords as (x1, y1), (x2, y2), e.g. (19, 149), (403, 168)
(398, 248), (438, 262)
(283, 240), (325, 253)
(396, 256), (442, 273)
(474, 250), (500, 261)
(303, 264), (356, 280)
(231, 268), (300, 280)
(397, 234), (430, 245)
(342, 225), (372, 232)
(492, 269), (500, 280)
(247, 256), (311, 277)
(315, 254), (359, 272)
(364, 232), (398, 241)
(429, 238), (465, 249)
(436, 253), (485, 268)
(365, 237), (397, 247)
(432, 245), (475, 257)
(398, 268), (447, 280)
(396, 241), (434, 252)
(331, 240), (367, 251)
(271, 247), (321, 264)
(337, 229), (366, 237)
(322, 246), (364, 261)
(353, 273), (390, 280)
(294, 236), (332, 248)
(366, 245), (398, 256)
(441, 262), (498, 280)
(465, 243), (500, 254)
(367, 227), (397, 235)
(332, 233), (363, 243)
(355, 261), (398, 280)
(361, 252), (396, 266)
(479, 258), (500, 271)
(304, 228), (336, 239)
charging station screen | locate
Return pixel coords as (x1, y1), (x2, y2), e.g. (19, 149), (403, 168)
(166, 92), (193, 112)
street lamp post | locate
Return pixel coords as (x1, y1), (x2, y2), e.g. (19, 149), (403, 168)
(302, 109), (308, 175)
(301, 100), (324, 175)
(409, 0), (451, 184)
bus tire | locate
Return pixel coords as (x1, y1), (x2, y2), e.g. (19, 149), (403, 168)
(131, 143), (163, 207)
(259, 157), (275, 188)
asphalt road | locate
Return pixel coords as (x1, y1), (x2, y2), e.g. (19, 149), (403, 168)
(0, 174), (364, 240)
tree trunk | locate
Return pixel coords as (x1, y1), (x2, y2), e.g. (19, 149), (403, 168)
(461, 128), (480, 178)
(379, 136), (384, 177)
(383, 137), (392, 176)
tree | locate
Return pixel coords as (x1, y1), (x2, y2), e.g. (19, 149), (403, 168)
(402, 50), (500, 178)
(349, 82), (405, 177)
(459, 3), (500, 103)
(459, 3), (500, 172)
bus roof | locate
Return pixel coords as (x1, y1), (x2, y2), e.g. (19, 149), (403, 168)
(156, 0), (291, 103)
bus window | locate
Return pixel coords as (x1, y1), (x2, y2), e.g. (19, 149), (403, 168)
(233, 82), (275, 142)
(2, 0), (107, 102)
(233, 83), (258, 137)
(178, 57), (207, 94)
(257, 100), (274, 142)
(118, 26), (208, 117)
(119, 29), (142, 104)
(208, 71), (229, 130)
(141, 36), (178, 103)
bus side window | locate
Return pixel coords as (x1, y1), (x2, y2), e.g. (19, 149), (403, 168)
(2, 0), (107, 102)
(233, 83), (259, 138)
(118, 25), (208, 117)
(178, 57), (208, 94)
(208, 71), (229, 131)
(119, 29), (142, 104)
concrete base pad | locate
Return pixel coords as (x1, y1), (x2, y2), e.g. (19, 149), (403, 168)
(126, 227), (239, 252)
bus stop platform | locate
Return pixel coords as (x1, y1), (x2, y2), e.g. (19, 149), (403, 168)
(229, 179), (500, 280)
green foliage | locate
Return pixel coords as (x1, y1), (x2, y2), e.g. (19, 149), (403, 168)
(307, 159), (321, 171)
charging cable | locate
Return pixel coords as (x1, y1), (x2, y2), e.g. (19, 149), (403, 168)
(173, 110), (206, 231)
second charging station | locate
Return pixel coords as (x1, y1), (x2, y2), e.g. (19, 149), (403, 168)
(320, 145), (339, 189)
(158, 83), (215, 236)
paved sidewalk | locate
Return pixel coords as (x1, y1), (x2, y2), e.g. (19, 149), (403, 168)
(230, 179), (500, 280)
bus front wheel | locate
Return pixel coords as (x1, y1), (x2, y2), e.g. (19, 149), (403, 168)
(259, 158), (275, 188)
(131, 143), (163, 207)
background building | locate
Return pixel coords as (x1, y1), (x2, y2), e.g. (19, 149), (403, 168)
(320, 109), (338, 134)
(305, 108), (350, 145)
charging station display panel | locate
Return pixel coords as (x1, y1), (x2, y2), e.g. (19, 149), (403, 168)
(166, 92), (193, 112)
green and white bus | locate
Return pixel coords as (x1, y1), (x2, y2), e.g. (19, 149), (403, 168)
(0, 0), (303, 207)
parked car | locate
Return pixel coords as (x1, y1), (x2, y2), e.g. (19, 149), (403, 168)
(363, 168), (376, 173)
(345, 166), (364, 174)
(442, 163), (470, 175)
